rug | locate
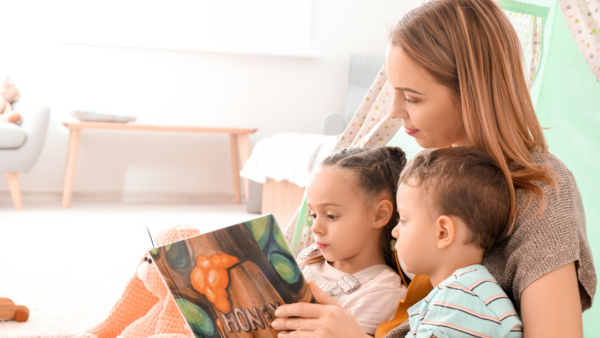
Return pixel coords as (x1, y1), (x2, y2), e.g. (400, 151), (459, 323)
(0, 200), (254, 338)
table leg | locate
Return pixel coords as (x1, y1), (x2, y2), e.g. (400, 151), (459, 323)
(229, 134), (241, 204)
(62, 129), (81, 208)
(6, 173), (22, 211)
(238, 134), (251, 202)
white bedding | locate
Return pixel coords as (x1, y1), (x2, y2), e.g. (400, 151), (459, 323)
(240, 133), (339, 188)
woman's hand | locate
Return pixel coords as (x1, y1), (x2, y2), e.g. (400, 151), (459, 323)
(272, 280), (371, 338)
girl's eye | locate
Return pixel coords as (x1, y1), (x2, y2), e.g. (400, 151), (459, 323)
(404, 96), (417, 104)
(400, 219), (407, 226)
(308, 213), (316, 220)
(327, 215), (337, 220)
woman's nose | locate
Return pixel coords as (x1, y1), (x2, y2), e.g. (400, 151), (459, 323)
(388, 92), (408, 119)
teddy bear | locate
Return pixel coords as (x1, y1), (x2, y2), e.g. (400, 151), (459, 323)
(73, 225), (201, 338)
(0, 78), (22, 124)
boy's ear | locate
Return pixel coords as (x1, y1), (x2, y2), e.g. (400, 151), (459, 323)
(435, 215), (456, 249)
(373, 199), (394, 229)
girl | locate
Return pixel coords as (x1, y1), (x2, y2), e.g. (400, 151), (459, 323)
(273, 0), (595, 337)
(297, 146), (409, 335)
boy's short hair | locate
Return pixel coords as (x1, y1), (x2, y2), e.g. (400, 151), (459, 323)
(399, 147), (510, 250)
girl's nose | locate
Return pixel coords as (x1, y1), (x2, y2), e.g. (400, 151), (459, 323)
(311, 217), (325, 235)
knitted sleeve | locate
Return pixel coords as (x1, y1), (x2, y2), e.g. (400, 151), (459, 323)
(483, 151), (596, 312)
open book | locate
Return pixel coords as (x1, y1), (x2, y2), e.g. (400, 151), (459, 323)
(149, 214), (314, 338)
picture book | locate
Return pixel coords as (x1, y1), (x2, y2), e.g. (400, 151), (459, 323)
(149, 214), (314, 338)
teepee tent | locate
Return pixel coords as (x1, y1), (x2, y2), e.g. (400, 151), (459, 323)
(284, 0), (600, 333)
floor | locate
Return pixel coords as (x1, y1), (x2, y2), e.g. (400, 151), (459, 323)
(0, 197), (256, 338)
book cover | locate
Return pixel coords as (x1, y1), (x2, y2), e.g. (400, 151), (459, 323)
(149, 214), (313, 338)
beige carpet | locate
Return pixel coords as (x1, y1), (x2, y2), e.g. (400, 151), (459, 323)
(0, 198), (255, 338)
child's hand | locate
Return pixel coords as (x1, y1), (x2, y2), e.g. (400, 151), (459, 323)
(272, 281), (370, 338)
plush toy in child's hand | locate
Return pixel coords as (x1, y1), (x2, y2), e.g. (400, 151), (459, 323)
(0, 78), (22, 124)
(73, 225), (201, 338)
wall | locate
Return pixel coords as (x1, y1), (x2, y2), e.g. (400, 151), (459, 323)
(0, 0), (416, 198)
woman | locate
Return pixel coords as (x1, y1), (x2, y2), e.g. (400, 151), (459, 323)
(272, 0), (596, 337)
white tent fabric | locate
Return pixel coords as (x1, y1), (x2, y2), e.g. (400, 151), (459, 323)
(558, 0), (600, 83)
(335, 65), (403, 150)
(504, 10), (544, 89)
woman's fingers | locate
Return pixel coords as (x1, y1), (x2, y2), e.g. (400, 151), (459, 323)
(277, 331), (321, 338)
(308, 280), (340, 306)
(273, 281), (369, 338)
(276, 280), (341, 319)
(276, 302), (331, 318)
(271, 318), (320, 331)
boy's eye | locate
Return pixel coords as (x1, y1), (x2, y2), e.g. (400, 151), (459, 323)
(327, 215), (337, 220)
(308, 213), (316, 220)
(400, 219), (407, 226)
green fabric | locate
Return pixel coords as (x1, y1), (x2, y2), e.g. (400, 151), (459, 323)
(501, 0), (600, 336)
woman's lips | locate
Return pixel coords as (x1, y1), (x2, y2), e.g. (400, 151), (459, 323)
(317, 242), (328, 249)
(405, 127), (419, 135)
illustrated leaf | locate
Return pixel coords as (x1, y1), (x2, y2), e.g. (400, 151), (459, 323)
(270, 253), (301, 284)
(245, 216), (270, 249)
(167, 241), (191, 269)
(175, 298), (217, 338)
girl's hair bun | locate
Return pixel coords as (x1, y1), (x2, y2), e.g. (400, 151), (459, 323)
(386, 146), (407, 169)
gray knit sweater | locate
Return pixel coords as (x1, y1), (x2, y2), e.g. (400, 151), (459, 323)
(385, 150), (596, 338)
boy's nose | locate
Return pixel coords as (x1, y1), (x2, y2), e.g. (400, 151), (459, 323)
(391, 224), (400, 239)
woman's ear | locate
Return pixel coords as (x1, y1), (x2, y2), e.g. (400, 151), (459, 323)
(373, 199), (394, 229)
(435, 215), (456, 249)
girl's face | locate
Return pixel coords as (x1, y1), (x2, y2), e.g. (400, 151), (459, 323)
(386, 44), (470, 149)
(306, 167), (382, 265)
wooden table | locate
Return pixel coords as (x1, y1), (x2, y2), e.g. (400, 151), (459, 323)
(61, 121), (257, 207)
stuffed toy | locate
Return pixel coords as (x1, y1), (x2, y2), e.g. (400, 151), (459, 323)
(0, 78), (22, 124)
(73, 225), (201, 338)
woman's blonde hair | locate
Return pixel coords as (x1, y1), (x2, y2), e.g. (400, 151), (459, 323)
(389, 0), (556, 232)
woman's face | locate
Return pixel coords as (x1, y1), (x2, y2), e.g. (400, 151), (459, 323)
(386, 44), (469, 149)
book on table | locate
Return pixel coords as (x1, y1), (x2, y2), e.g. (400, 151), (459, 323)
(149, 214), (314, 338)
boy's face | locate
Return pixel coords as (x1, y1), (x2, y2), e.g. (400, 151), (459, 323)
(306, 167), (381, 264)
(392, 182), (440, 276)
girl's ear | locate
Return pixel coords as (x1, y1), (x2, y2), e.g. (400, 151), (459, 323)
(435, 215), (456, 249)
(373, 199), (394, 229)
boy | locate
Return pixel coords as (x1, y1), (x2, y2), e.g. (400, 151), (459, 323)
(393, 147), (523, 338)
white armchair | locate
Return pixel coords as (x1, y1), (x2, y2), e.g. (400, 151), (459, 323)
(0, 99), (50, 210)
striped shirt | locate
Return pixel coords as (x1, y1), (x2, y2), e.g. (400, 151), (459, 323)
(406, 265), (523, 338)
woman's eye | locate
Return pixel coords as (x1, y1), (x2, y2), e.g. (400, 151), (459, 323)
(404, 96), (417, 104)
(327, 215), (337, 220)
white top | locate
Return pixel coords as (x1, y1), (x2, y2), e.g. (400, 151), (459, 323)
(305, 259), (407, 335)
